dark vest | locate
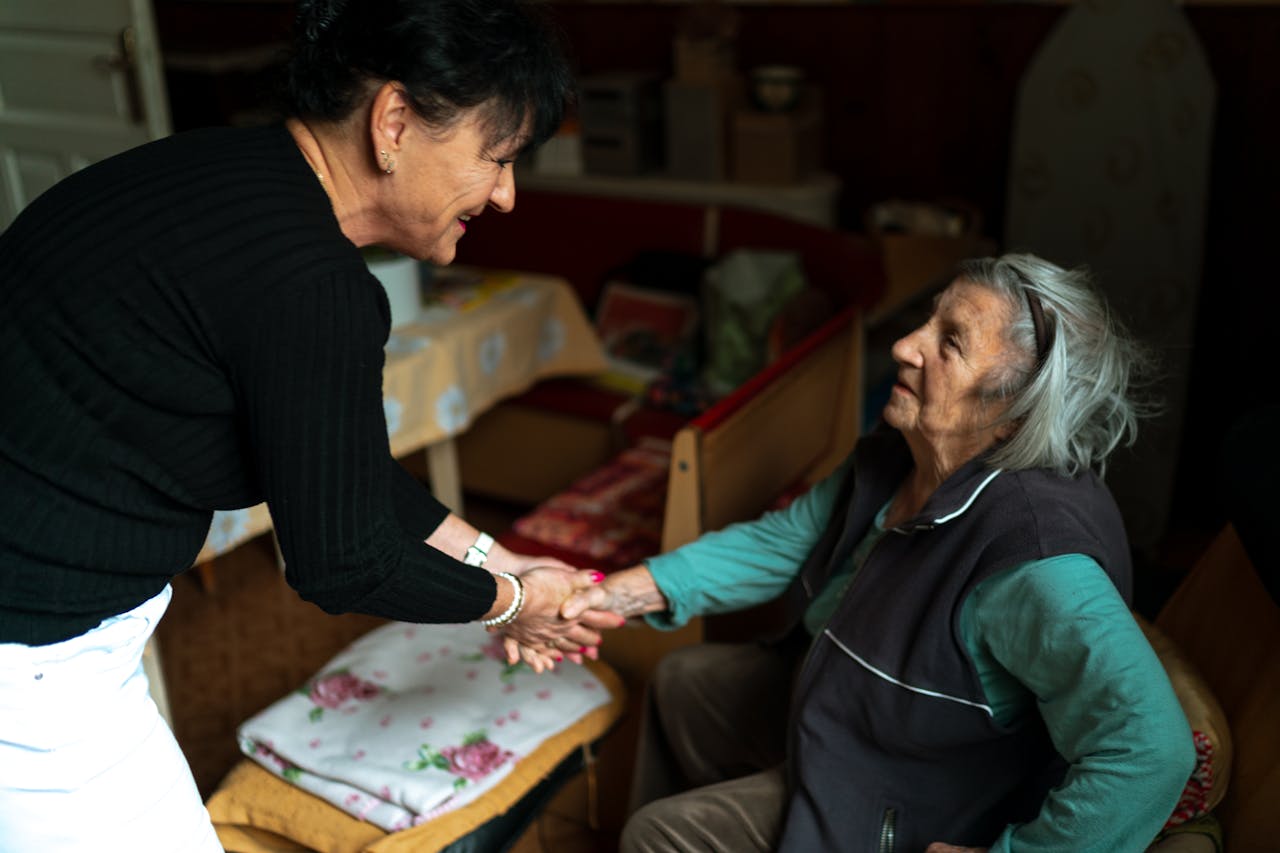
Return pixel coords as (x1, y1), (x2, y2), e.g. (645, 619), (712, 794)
(777, 429), (1132, 852)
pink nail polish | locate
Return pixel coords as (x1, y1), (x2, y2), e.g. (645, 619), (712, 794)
(591, 571), (604, 583)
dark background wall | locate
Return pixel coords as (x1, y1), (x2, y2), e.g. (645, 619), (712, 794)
(155, 0), (1279, 563)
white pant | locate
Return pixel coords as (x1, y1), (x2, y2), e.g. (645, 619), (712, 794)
(0, 586), (222, 852)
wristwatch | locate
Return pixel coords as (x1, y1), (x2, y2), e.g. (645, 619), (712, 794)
(463, 532), (494, 567)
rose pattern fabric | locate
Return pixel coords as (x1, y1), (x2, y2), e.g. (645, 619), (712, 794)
(405, 731), (514, 791)
(304, 670), (383, 721)
(1163, 730), (1215, 829)
(458, 633), (524, 681)
(441, 736), (511, 781)
(238, 621), (609, 831)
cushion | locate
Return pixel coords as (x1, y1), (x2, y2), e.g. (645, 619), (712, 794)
(207, 653), (624, 853)
(1134, 613), (1233, 827)
(508, 438), (672, 568)
(1147, 814), (1223, 853)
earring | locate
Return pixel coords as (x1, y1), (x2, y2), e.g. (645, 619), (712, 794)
(379, 149), (395, 174)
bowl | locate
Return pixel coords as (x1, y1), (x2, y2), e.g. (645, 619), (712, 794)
(750, 65), (805, 113)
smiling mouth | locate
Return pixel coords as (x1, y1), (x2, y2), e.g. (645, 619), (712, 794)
(457, 214), (472, 233)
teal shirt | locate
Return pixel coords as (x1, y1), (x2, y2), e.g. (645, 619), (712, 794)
(645, 459), (1193, 852)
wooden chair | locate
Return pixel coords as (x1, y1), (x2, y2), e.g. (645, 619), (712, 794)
(657, 305), (864, 646)
(660, 306), (863, 555)
(1155, 525), (1280, 853)
(493, 307), (865, 834)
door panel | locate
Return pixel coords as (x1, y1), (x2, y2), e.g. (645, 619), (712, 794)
(0, 0), (170, 229)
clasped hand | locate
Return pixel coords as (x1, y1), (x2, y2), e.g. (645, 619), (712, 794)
(493, 564), (624, 673)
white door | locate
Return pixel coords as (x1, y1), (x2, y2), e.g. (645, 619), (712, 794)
(0, 0), (175, 723)
(0, 0), (171, 230)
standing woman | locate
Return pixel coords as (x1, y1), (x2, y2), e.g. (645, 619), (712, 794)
(0, 2), (604, 850)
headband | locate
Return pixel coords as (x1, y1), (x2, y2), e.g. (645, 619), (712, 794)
(1025, 288), (1051, 367)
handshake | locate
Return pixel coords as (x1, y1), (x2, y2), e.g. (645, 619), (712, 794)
(482, 558), (665, 674)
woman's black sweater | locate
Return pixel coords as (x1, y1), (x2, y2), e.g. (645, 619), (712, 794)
(0, 124), (497, 646)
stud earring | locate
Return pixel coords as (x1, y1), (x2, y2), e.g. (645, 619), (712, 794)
(379, 149), (395, 174)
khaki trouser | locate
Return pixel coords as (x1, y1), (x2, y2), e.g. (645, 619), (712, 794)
(622, 642), (798, 853)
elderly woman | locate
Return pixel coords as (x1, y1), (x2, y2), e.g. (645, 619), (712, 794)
(564, 253), (1195, 852)
(0, 1), (605, 850)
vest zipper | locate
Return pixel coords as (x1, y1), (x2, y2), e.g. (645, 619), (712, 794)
(878, 806), (896, 853)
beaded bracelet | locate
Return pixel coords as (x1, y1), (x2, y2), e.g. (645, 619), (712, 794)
(479, 571), (525, 628)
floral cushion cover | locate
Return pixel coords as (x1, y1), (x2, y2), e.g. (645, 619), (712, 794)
(237, 621), (611, 832)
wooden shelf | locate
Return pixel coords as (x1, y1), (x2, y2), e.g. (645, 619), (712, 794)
(517, 170), (842, 228)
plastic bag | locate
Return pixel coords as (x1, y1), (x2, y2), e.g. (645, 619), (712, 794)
(701, 249), (808, 396)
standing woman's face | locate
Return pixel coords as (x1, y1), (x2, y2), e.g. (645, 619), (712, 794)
(385, 106), (524, 265)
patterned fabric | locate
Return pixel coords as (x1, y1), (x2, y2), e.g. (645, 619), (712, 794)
(1164, 730), (1215, 829)
(511, 438), (671, 566)
(238, 622), (610, 832)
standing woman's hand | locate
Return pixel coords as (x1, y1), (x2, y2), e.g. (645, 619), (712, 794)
(497, 566), (617, 672)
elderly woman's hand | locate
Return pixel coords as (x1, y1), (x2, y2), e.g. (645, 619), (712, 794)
(497, 566), (622, 673)
(561, 564), (668, 623)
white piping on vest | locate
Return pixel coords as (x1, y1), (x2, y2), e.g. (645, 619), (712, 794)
(823, 630), (995, 717)
(931, 469), (1003, 525)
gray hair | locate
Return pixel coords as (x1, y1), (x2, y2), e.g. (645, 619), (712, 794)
(956, 253), (1156, 477)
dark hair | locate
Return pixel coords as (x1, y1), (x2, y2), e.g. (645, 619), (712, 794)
(285, 0), (572, 152)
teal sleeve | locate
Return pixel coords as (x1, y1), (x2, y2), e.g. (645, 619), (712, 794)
(643, 457), (852, 630)
(967, 555), (1195, 853)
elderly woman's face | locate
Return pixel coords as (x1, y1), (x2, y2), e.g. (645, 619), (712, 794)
(884, 280), (1016, 466)
(388, 108), (523, 264)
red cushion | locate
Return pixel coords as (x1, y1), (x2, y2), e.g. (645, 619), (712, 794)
(498, 439), (671, 572)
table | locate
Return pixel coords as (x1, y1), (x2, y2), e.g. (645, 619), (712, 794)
(193, 269), (607, 566)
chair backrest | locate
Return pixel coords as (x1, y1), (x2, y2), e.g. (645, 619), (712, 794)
(1156, 525), (1280, 853)
(661, 306), (864, 554)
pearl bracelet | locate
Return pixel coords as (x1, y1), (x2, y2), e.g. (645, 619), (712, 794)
(479, 571), (525, 628)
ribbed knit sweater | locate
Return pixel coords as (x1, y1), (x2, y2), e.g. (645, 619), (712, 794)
(0, 124), (497, 646)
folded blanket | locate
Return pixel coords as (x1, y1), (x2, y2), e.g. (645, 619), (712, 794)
(238, 621), (611, 832)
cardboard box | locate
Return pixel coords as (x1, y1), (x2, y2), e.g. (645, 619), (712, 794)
(863, 200), (996, 324)
(578, 72), (663, 176)
(731, 94), (821, 185)
(663, 77), (742, 181)
(674, 35), (736, 85)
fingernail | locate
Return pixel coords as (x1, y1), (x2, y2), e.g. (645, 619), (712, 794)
(618, 616), (628, 627)
(591, 571), (604, 583)
(555, 654), (563, 661)
(579, 646), (588, 654)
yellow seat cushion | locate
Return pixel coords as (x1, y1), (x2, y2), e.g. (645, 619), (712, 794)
(206, 659), (624, 853)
